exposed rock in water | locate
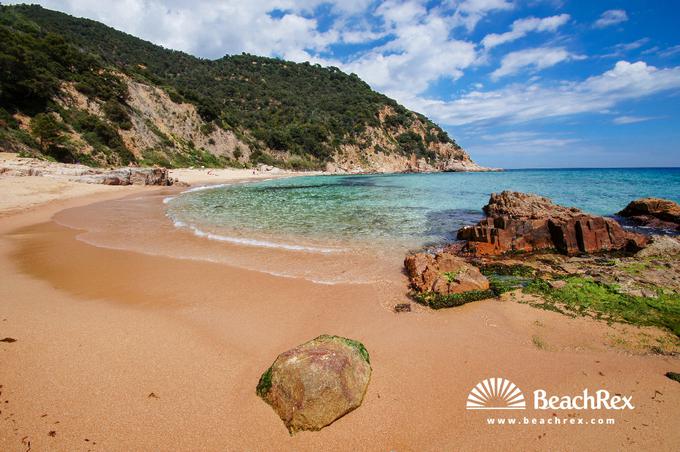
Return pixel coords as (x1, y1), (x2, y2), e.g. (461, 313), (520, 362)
(457, 191), (647, 256)
(256, 335), (371, 434)
(618, 198), (680, 232)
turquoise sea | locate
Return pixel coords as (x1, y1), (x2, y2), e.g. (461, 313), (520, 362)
(166, 168), (680, 251)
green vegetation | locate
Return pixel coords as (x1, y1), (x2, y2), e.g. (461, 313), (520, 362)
(666, 372), (680, 383)
(140, 146), (237, 169)
(413, 289), (496, 309)
(486, 275), (531, 295)
(413, 260), (680, 341)
(480, 263), (538, 295)
(618, 258), (668, 275)
(443, 270), (464, 284)
(413, 263), (538, 309)
(0, 5), (134, 165)
(102, 100), (132, 130)
(0, 4), (461, 168)
(29, 113), (65, 150)
(524, 277), (680, 337)
(62, 109), (134, 165)
(256, 366), (273, 397)
(322, 335), (371, 365)
(480, 263), (537, 277)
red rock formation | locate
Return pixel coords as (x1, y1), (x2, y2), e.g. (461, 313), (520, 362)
(404, 251), (490, 295)
(457, 191), (647, 256)
(618, 198), (680, 232)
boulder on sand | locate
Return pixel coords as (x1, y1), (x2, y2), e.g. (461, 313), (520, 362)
(256, 335), (371, 434)
(457, 191), (647, 256)
(404, 251), (490, 295)
(618, 197), (680, 232)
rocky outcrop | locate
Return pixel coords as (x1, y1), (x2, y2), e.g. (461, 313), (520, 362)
(256, 335), (371, 434)
(0, 155), (173, 185)
(327, 106), (496, 174)
(404, 252), (490, 295)
(404, 251), (493, 309)
(79, 167), (173, 185)
(636, 235), (680, 258)
(618, 198), (680, 232)
(457, 191), (647, 256)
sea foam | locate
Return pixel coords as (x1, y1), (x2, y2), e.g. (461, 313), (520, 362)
(173, 219), (345, 254)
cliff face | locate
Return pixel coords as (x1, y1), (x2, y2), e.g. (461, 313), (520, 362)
(0, 4), (491, 172)
(55, 76), (253, 168)
(329, 106), (487, 173)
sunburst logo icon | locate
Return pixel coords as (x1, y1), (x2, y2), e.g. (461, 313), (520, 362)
(466, 378), (526, 410)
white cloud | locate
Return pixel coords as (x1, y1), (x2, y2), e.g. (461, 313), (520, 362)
(612, 115), (659, 125)
(601, 38), (650, 58)
(480, 131), (578, 148)
(341, 2), (478, 95)
(491, 46), (581, 80)
(10, 0), (350, 61)
(616, 38), (649, 52)
(658, 45), (680, 58)
(12, 0), (497, 97)
(482, 14), (570, 49)
(450, 0), (515, 31)
(376, 0), (428, 25)
(594, 9), (628, 28)
(339, 28), (388, 45)
(401, 61), (680, 126)
(467, 130), (583, 159)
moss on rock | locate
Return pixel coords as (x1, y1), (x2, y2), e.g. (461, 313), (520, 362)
(412, 289), (496, 309)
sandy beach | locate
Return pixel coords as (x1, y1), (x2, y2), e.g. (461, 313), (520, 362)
(2, 1), (679, 449)
(1, 171), (679, 451)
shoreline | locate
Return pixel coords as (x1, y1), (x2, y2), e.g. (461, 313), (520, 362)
(0, 150), (318, 217)
(1, 170), (679, 450)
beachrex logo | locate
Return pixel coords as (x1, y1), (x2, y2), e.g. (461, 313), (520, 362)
(466, 377), (634, 411)
(466, 378), (526, 410)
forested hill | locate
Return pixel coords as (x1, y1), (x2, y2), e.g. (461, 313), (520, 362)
(0, 4), (485, 172)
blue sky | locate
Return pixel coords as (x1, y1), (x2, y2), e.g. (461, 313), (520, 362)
(10, 0), (680, 168)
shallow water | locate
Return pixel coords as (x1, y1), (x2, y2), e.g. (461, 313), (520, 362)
(50, 168), (679, 286)
(166, 168), (680, 251)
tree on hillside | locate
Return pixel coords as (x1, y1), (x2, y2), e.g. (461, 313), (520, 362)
(30, 113), (65, 150)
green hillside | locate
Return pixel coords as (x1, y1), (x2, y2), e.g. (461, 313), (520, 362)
(0, 4), (463, 169)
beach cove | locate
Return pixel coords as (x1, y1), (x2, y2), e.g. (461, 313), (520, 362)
(1, 169), (679, 451)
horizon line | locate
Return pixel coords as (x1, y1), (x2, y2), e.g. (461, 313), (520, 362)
(495, 166), (680, 170)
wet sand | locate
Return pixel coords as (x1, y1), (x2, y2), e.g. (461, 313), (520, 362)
(1, 187), (679, 451)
